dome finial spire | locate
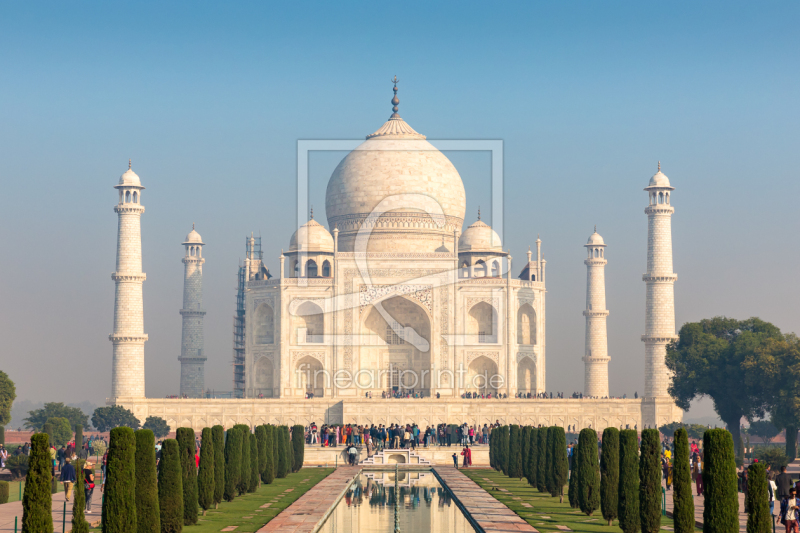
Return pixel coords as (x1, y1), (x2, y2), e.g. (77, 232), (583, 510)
(128, 158), (132, 170)
(477, 206), (481, 221)
(594, 224), (597, 233)
(193, 222), (195, 230)
(658, 161), (661, 172)
(310, 206), (314, 220)
(390, 75), (400, 118)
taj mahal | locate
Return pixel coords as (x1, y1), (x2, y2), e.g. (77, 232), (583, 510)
(108, 84), (683, 431)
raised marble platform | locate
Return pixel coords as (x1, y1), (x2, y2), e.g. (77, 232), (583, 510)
(303, 445), (488, 466)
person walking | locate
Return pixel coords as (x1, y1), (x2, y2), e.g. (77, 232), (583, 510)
(780, 488), (800, 533)
(452, 452), (459, 469)
(60, 456), (76, 501)
(347, 444), (358, 466)
(777, 466), (794, 500)
(84, 461), (96, 514)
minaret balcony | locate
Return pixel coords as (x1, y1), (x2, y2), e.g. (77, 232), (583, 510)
(641, 274), (677, 282)
(111, 272), (147, 282)
(582, 309), (609, 318)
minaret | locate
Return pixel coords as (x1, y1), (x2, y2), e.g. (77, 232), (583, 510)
(583, 227), (610, 398)
(642, 162), (678, 398)
(179, 225), (206, 398)
(110, 161), (148, 398)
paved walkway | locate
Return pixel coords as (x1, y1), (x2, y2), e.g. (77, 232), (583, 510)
(434, 466), (539, 532)
(663, 483), (749, 531)
(0, 489), (101, 532)
(256, 467), (359, 533)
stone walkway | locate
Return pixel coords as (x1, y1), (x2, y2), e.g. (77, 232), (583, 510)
(434, 466), (539, 532)
(663, 483), (749, 531)
(256, 467), (360, 533)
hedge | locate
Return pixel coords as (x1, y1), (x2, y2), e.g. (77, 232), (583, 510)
(536, 427), (548, 492)
(639, 429), (661, 533)
(600, 427), (620, 525)
(618, 429), (641, 533)
(551, 426), (568, 502)
(248, 433), (259, 492)
(276, 426), (290, 478)
(577, 428), (600, 516)
(103, 427), (137, 533)
(672, 428), (695, 533)
(134, 429), (160, 533)
(22, 433), (52, 533)
(702, 428), (739, 533)
(746, 462), (771, 533)
(176, 428), (198, 525)
(211, 425), (225, 507)
(509, 425), (523, 479)
(262, 425), (275, 484)
(157, 439), (184, 533)
(198, 428), (216, 512)
(223, 427), (241, 502)
(292, 424), (305, 472)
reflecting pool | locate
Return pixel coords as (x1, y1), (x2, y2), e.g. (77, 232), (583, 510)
(317, 470), (476, 532)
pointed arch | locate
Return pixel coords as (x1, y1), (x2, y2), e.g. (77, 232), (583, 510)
(517, 303), (536, 345)
(254, 303), (274, 344)
(469, 301), (497, 343)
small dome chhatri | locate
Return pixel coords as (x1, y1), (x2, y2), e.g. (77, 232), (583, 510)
(183, 223), (204, 245)
(459, 211), (503, 252)
(646, 161), (674, 190)
(586, 226), (605, 246)
(289, 218), (334, 253)
(118, 159), (143, 188)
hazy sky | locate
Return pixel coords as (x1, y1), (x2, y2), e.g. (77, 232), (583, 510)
(1, 1), (798, 423)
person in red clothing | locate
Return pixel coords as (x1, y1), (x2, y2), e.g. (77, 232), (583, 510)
(195, 448), (200, 468)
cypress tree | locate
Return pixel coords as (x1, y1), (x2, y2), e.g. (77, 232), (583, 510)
(600, 427), (620, 526)
(223, 427), (241, 502)
(71, 459), (89, 533)
(176, 428), (198, 525)
(527, 428), (538, 487)
(292, 424), (305, 472)
(134, 429), (160, 533)
(569, 456), (579, 508)
(256, 425), (267, 479)
(493, 426), (503, 472)
(43, 422), (54, 446)
(75, 424), (84, 457)
(287, 426), (294, 470)
(262, 426), (275, 484)
(545, 427), (555, 495)
(234, 425), (250, 495)
(157, 439), (183, 533)
(639, 429), (661, 533)
(521, 427), (531, 480)
(269, 425), (278, 478)
(577, 428), (600, 516)
(551, 426), (568, 502)
(489, 426), (496, 469)
(501, 426), (510, 475)
(198, 428), (215, 513)
(618, 429), (640, 533)
(536, 427), (548, 492)
(672, 428), (695, 533)
(508, 425), (523, 478)
(746, 462), (770, 533)
(702, 428), (739, 533)
(277, 426), (290, 478)
(103, 427), (137, 533)
(248, 433), (259, 492)
(22, 433), (53, 533)
(211, 425), (225, 508)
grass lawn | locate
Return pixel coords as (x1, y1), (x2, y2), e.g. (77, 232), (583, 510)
(462, 469), (698, 533)
(88, 467), (333, 533)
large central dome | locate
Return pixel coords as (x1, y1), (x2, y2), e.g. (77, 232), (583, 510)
(325, 89), (466, 253)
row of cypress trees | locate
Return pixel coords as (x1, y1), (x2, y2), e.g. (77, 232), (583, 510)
(21, 423), (302, 532)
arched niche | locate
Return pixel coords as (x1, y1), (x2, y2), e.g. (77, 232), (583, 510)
(254, 357), (274, 397)
(466, 356), (498, 395)
(468, 301), (497, 343)
(517, 356), (536, 393)
(295, 355), (324, 397)
(294, 301), (323, 343)
(254, 303), (274, 344)
(517, 303), (536, 345)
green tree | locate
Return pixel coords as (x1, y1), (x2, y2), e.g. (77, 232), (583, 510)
(92, 405), (140, 432)
(22, 433), (53, 533)
(601, 427), (620, 525)
(75, 424), (83, 456)
(527, 428), (538, 487)
(142, 416), (170, 438)
(103, 427), (137, 533)
(746, 462), (771, 533)
(639, 429), (662, 533)
(746, 420), (780, 444)
(248, 433), (259, 492)
(577, 428), (600, 516)
(0, 370), (16, 427)
(521, 427), (531, 480)
(71, 459), (89, 533)
(157, 439), (183, 533)
(618, 429), (640, 533)
(545, 426), (555, 495)
(702, 429), (739, 533)
(551, 426), (569, 502)
(46, 417), (72, 446)
(508, 425), (523, 479)
(262, 425), (275, 484)
(134, 429), (160, 533)
(754, 447), (789, 470)
(198, 428), (215, 513)
(277, 426), (290, 478)
(256, 425), (267, 478)
(43, 422), (54, 446)
(672, 428), (695, 533)
(234, 425), (251, 494)
(667, 317), (783, 456)
(223, 427), (241, 501)
(536, 427), (548, 492)
(24, 402), (88, 431)
(569, 457), (579, 508)
(211, 425), (225, 507)
(269, 425), (278, 478)
(292, 424), (305, 472)
(176, 428), (198, 525)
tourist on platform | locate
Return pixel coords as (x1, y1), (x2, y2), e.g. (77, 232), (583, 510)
(461, 445), (472, 467)
(692, 451), (703, 495)
(452, 452), (458, 469)
(347, 444), (357, 466)
(770, 472), (778, 519)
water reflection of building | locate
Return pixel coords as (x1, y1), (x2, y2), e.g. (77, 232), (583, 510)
(318, 472), (475, 533)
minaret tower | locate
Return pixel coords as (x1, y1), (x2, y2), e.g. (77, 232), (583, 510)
(583, 227), (610, 398)
(179, 225), (206, 398)
(642, 162), (678, 398)
(110, 161), (148, 398)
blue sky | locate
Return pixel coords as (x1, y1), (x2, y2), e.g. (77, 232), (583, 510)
(1, 1), (798, 422)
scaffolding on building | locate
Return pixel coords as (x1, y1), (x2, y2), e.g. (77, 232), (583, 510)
(232, 234), (263, 397)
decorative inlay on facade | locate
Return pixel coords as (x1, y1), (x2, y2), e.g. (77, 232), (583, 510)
(438, 285), (450, 376)
(291, 351), (326, 365)
(359, 284), (433, 315)
(338, 252), (455, 259)
(330, 212), (462, 233)
(516, 351), (536, 363)
(288, 297), (327, 315)
(466, 351), (499, 366)
(465, 296), (500, 311)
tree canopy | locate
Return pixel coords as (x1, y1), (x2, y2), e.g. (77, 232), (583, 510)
(142, 416), (170, 438)
(667, 316), (783, 454)
(46, 417), (72, 446)
(0, 371), (16, 427)
(24, 402), (88, 431)
(658, 423), (708, 441)
(745, 420), (781, 443)
(92, 406), (140, 432)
